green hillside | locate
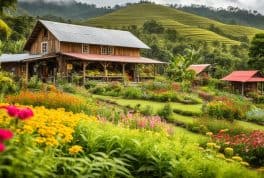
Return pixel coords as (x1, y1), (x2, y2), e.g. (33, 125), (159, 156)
(84, 4), (264, 45)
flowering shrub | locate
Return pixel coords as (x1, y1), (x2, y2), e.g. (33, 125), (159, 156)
(212, 130), (264, 167)
(0, 129), (13, 152)
(204, 96), (251, 121)
(0, 104), (97, 146)
(99, 113), (174, 135)
(5, 91), (94, 114)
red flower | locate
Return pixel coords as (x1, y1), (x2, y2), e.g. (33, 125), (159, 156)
(17, 108), (34, 120)
(0, 143), (5, 152)
(0, 129), (13, 142)
(6, 106), (20, 117)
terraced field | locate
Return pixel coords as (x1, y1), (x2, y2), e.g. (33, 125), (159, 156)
(84, 3), (264, 45)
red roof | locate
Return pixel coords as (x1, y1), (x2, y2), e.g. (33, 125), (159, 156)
(221, 70), (264, 82)
(187, 64), (210, 74)
(61, 53), (164, 64)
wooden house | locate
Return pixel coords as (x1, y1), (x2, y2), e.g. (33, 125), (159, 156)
(0, 20), (164, 83)
(221, 70), (264, 96)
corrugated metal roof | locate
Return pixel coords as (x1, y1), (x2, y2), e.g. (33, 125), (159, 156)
(39, 20), (150, 49)
(221, 70), (264, 82)
(0, 53), (43, 63)
(188, 64), (210, 75)
(62, 53), (164, 64)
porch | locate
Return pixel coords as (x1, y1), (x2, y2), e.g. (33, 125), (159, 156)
(24, 53), (164, 84)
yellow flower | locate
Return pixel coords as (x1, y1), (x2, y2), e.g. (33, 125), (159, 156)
(232, 156), (243, 162)
(69, 145), (83, 155)
(224, 147), (234, 157)
(206, 132), (213, 136)
(241, 161), (250, 167)
(207, 142), (216, 149)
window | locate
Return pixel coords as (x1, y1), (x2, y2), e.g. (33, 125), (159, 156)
(41, 42), (48, 54)
(101, 46), (113, 55)
(82, 44), (89, 53)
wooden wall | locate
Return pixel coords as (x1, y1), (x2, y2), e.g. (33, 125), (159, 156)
(60, 43), (140, 57)
(30, 28), (59, 54)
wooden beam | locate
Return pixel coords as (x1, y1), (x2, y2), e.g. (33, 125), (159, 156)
(122, 63), (126, 84)
(242, 82), (245, 96)
(25, 62), (29, 84)
(83, 62), (88, 86)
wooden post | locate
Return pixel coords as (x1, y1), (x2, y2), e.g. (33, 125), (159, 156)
(242, 82), (245, 96)
(25, 62), (29, 84)
(83, 62), (88, 85)
(122, 63), (126, 84)
(101, 62), (109, 82)
(153, 64), (156, 77)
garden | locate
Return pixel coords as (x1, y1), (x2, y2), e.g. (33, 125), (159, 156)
(0, 70), (263, 178)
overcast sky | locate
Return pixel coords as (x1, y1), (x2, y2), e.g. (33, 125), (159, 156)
(19, 0), (264, 14)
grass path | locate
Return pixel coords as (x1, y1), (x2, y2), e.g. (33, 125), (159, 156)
(93, 95), (202, 113)
(93, 94), (264, 131)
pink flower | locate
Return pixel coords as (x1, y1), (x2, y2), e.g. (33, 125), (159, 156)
(17, 108), (34, 120)
(0, 143), (5, 152)
(0, 129), (13, 142)
(6, 106), (20, 117)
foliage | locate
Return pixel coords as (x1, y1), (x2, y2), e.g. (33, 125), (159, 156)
(0, 71), (18, 95)
(27, 75), (43, 90)
(143, 19), (164, 34)
(0, 19), (11, 40)
(204, 96), (252, 121)
(5, 91), (95, 114)
(0, 0), (17, 15)
(248, 33), (264, 72)
(158, 103), (173, 120)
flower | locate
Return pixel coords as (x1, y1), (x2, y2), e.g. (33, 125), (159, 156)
(0, 143), (5, 152)
(0, 129), (13, 142)
(17, 108), (34, 120)
(224, 147), (234, 157)
(206, 132), (213, 136)
(69, 145), (83, 155)
(6, 106), (20, 117)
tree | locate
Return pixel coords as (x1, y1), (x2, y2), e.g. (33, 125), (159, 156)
(0, 0), (17, 16)
(248, 34), (264, 71)
(143, 20), (164, 34)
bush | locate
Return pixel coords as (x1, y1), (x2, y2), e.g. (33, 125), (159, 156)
(122, 87), (142, 99)
(60, 83), (76, 94)
(140, 105), (154, 116)
(27, 75), (43, 90)
(158, 103), (173, 120)
(0, 71), (18, 94)
(204, 96), (251, 121)
(246, 108), (264, 125)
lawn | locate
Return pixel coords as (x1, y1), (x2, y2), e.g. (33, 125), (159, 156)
(93, 95), (202, 113)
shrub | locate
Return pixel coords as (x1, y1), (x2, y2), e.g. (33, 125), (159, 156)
(0, 71), (18, 94)
(60, 83), (76, 94)
(158, 103), (173, 120)
(204, 96), (251, 121)
(27, 75), (42, 90)
(141, 105), (154, 116)
(246, 108), (264, 125)
(122, 87), (142, 99)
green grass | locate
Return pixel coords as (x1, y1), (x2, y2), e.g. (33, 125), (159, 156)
(84, 4), (264, 45)
(93, 95), (202, 113)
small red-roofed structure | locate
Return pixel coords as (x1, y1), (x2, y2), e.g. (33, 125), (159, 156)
(221, 70), (264, 95)
(188, 64), (211, 76)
